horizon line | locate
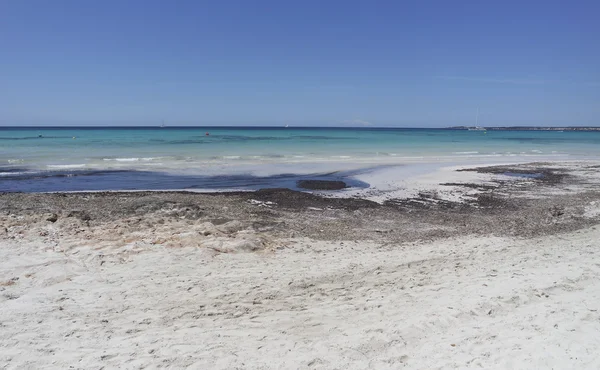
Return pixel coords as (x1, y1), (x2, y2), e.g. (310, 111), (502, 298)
(2, 125), (600, 129)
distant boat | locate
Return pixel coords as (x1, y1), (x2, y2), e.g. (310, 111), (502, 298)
(160, 120), (166, 128)
(468, 109), (486, 131)
(285, 124), (289, 128)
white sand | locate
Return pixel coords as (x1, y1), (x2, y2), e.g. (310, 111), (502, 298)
(328, 159), (600, 204)
(326, 163), (498, 203)
(2, 225), (600, 369)
(3, 160), (600, 369)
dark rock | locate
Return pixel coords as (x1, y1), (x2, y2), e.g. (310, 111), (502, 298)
(297, 180), (347, 190)
(46, 213), (59, 222)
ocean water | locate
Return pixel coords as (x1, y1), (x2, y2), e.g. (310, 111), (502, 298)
(1, 127), (600, 192)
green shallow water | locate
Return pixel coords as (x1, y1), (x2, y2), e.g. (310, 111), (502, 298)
(1, 127), (599, 192)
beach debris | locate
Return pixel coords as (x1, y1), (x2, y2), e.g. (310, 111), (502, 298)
(297, 180), (347, 190)
(66, 210), (91, 221)
(249, 199), (276, 207)
(46, 213), (59, 222)
(549, 205), (565, 217)
(0, 278), (18, 287)
(418, 190), (440, 200)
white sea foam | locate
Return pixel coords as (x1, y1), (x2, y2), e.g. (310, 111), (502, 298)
(453, 151), (479, 154)
(103, 157), (161, 162)
(47, 164), (86, 169)
(7, 159), (23, 164)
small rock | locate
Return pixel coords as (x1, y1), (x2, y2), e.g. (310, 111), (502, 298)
(46, 213), (58, 222)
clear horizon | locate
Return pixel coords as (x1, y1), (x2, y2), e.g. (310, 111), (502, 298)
(3, 124), (600, 129)
(1, 1), (599, 127)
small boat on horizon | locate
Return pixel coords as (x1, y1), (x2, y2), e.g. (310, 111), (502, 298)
(467, 109), (486, 131)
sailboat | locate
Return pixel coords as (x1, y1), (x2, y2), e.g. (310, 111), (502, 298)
(160, 120), (166, 128)
(468, 109), (486, 131)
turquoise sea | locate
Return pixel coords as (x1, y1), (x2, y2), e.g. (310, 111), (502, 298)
(2, 127), (600, 192)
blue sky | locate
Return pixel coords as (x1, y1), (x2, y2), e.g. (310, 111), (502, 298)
(1, 0), (598, 127)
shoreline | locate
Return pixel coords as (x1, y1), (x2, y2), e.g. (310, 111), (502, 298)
(3, 160), (600, 240)
(2, 160), (600, 368)
(2, 155), (592, 194)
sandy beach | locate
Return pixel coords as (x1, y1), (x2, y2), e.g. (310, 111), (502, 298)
(2, 161), (600, 369)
